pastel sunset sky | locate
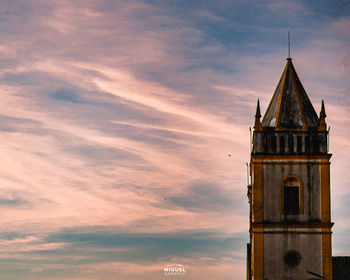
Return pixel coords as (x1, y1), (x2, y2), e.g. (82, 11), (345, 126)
(0, 1), (349, 279)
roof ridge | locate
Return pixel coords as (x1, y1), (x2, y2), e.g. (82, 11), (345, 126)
(275, 59), (289, 127)
(289, 61), (307, 128)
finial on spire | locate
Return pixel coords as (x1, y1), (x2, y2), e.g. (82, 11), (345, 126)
(254, 99), (262, 130)
(319, 99), (327, 131)
(287, 31), (291, 60)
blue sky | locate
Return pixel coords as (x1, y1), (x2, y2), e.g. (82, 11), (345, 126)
(0, 0), (349, 279)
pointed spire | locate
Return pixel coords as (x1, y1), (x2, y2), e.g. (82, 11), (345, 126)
(262, 59), (319, 129)
(254, 99), (262, 131)
(319, 100), (327, 131)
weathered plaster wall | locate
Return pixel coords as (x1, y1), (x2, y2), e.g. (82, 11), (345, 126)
(264, 233), (322, 280)
(263, 162), (321, 222)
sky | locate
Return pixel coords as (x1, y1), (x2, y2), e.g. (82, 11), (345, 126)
(0, 0), (349, 279)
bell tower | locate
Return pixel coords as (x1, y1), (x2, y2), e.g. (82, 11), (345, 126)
(247, 58), (333, 280)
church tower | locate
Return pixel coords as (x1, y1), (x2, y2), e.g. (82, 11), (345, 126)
(247, 57), (333, 280)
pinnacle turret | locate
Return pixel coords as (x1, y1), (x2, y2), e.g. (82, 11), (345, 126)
(319, 99), (327, 131)
(254, 99), (262, 130)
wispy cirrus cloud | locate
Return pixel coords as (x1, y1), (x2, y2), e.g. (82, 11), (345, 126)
(0, 0), (348, 279)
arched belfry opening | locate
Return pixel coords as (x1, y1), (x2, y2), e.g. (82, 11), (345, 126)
(281, 175), (303, 215)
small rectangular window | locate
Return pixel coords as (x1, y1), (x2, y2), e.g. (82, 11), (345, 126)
(280, 136), (285, 154)
(271, 135), (277, 153)
(297, 136), (302, 153)
(312, 135), (319, 153)
(284, 187), (299, 212)
(305, 136), (310, 153)
(263, 136), (268, 153)
(288, 135), (294, 153)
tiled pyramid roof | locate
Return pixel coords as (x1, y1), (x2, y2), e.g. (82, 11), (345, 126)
(262, 58), (319, 129)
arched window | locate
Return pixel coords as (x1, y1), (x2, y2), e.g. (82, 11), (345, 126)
(281, 175), (304, 214)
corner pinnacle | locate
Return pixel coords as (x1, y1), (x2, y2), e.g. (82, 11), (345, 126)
(254, 99), (262, 130)
(319, 100), (327, 131)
